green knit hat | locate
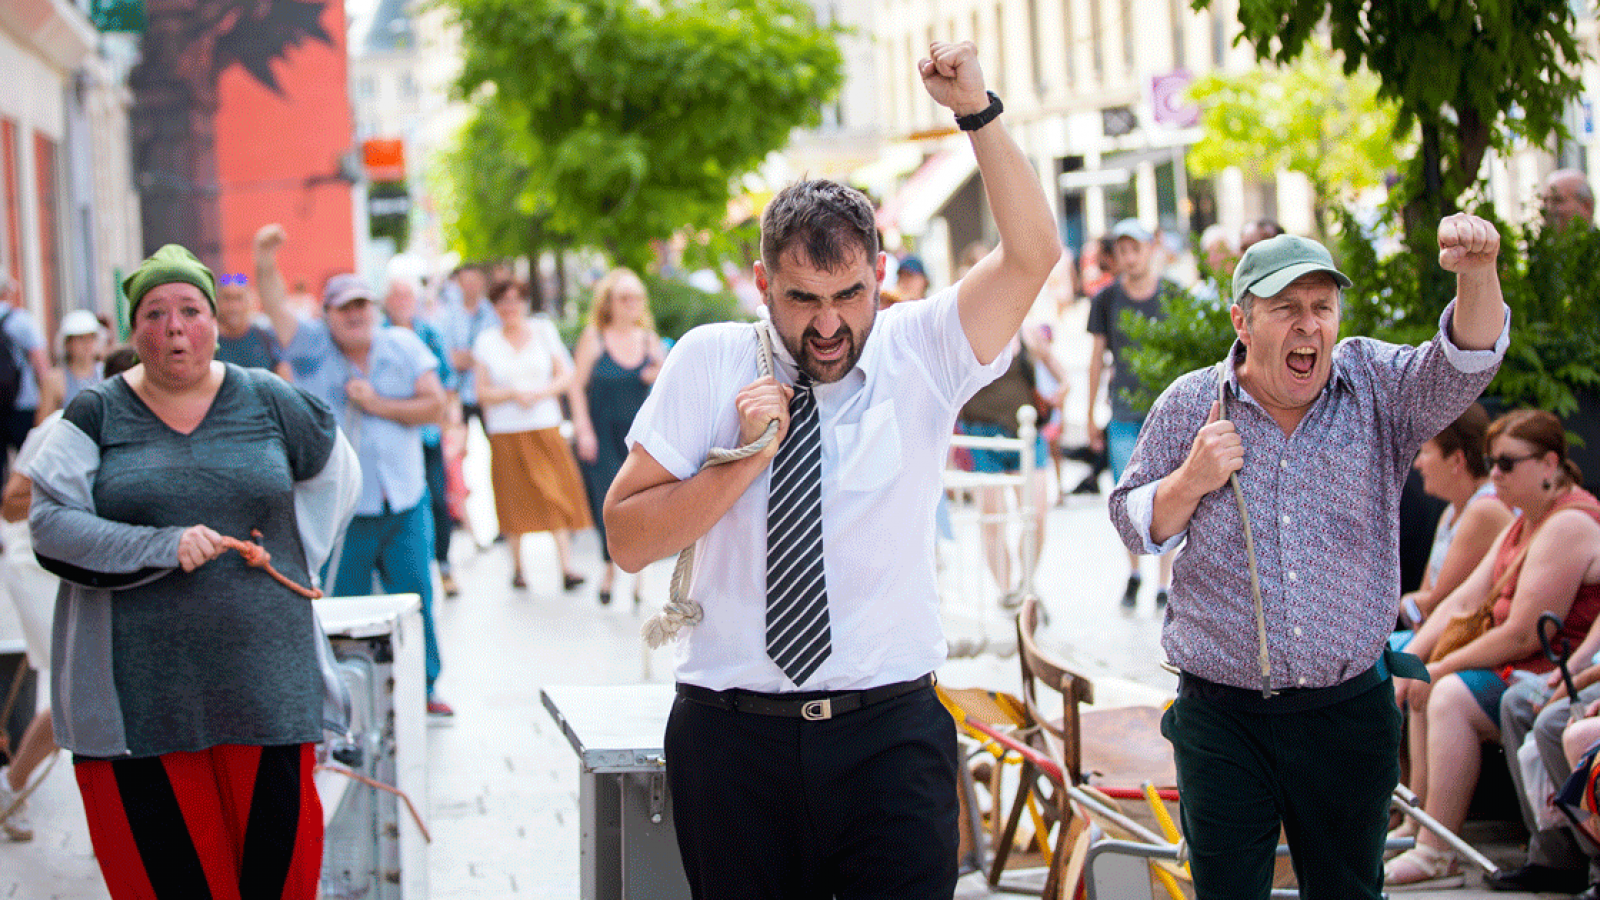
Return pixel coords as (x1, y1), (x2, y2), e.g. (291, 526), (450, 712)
(121, 244), (217, 319)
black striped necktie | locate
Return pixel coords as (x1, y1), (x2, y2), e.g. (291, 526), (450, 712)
(766, 372), (832, 685)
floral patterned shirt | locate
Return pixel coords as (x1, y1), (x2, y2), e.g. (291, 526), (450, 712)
(1109, 301), (1508, 690)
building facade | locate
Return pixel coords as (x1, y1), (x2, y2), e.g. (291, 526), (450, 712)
(0, 0), (141, 337)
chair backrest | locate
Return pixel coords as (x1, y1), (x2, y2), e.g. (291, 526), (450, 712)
(1016, 594), (1096, 784)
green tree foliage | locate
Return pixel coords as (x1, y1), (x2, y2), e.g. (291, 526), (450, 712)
(1185, 45), (1403, 244)
(1196, 0), (1585, 287)
(1122, 212), (1600, 419)
(426, 105), (556, 265)
(1117, 281), (1231, 415)
(447, 0), (845, 271)
(1495, 221), (1600, 415)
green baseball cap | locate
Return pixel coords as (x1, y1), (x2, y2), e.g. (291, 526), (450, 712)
(1230, 233), (1351, 306)
(122, 244), (217, 319)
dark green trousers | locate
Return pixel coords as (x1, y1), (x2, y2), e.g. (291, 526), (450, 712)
(1160, 679), (1402, 900)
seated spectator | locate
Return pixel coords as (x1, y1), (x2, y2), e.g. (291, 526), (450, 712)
(1563, 702), (1600, 853)
(1495, 614), (1600, 895)
(1400, 403), (1515, 628)
(1387, 410), (1600, 889)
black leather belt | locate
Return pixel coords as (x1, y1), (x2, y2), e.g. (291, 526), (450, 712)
(676, 673), (935, 721)
(1178, 665), (1384, 715)
(1176, 648), (1424, 716)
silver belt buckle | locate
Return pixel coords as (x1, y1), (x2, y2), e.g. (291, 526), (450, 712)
(801, 698), (832, 721)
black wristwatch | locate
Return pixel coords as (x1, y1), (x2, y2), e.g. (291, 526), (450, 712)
(955, 91), (1004, 132)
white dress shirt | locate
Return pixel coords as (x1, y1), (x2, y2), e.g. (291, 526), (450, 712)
(627, 286), (1008, 692)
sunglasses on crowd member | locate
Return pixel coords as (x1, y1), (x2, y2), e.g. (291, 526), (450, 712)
(1486, 453), (1539, 473)
(219, 273), (248, 286)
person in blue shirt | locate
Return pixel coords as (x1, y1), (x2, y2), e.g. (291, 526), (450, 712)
(254, 224), (455, 717)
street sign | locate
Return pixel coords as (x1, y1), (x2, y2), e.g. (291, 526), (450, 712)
(1151, 70), (1199, 128)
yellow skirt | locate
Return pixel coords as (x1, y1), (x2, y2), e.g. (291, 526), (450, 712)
(488, 427), (593, 535)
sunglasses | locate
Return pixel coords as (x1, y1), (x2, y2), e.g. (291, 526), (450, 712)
(1486, 453), (1539, 473)
(219, 273), (248, 286)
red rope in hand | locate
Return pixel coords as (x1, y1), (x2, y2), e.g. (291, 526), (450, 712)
(218, 529), (323, 599)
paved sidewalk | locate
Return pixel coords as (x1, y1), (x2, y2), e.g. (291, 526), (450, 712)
(0, 492), (1554, 898)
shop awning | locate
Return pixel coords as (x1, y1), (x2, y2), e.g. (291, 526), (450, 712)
(876, 149), (978, 238)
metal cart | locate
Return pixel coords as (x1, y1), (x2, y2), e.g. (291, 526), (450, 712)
(542, 683), (690, 900)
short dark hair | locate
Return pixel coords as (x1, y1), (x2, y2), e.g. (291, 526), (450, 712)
(1096, 235), (1116, 264)
(1249, 218), (1285, 240)
(761, 180), (879, 275)
(103, 344), (140, 379)
(1430, 402), (1490, 478)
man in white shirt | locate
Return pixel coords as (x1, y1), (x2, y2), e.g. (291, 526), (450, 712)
(605, 41), (1060, 898)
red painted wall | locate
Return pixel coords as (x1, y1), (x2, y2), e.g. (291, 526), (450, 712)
(212, 0), (354, 296)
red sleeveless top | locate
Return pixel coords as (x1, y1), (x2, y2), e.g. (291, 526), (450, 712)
(1491, 488), (1600, 675)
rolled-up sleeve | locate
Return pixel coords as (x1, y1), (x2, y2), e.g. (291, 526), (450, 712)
(1122, 479), (1187, 554)
(1438, 299), (1509, 374)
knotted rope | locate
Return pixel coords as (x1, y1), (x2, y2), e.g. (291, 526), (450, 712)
(642, 323), (778, 648)
(219, 529), (323, 599)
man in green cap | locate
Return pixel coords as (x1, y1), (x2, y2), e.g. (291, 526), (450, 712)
(1107, 214), (1509, 899)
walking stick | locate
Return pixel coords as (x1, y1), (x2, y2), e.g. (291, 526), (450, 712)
(1540, 612), (1580, 703)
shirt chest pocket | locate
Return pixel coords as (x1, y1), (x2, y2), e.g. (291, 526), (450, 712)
(833, 400), (900, 493)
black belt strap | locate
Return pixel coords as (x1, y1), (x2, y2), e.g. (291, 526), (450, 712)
(1180, 664), (1384, 715)
(676, 673), (935, 721)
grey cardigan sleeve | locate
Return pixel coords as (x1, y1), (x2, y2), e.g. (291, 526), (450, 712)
(26, 415), (181, 589)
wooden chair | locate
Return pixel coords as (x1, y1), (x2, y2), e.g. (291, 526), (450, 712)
(987, 594), (1178, 898)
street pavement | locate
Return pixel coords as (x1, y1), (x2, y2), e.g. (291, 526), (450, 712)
(0, 473), (1556, 898)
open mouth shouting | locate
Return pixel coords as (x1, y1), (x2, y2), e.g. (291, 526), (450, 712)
(796, 323), (862, 382)
(1286, 347), (1318, 381)
(808, 330), (850, 363)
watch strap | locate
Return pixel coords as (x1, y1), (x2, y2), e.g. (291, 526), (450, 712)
(955, 91), (1004, 132)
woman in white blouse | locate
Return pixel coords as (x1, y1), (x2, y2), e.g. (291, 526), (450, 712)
(472, 281), (591, 591)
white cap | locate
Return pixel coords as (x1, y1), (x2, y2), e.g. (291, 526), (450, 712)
(60, 309), (100, 338)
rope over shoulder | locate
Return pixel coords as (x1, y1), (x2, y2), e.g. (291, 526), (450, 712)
(641, 323), (779, 649)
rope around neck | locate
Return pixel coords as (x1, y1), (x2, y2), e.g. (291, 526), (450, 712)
(642, 323), (779, 649)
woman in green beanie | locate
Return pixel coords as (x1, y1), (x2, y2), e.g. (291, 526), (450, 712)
(26, 244), (360, 898)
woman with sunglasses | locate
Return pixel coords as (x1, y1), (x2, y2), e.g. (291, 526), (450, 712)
(1388, 409), (1600, 888)
(213, 272), (286, 376)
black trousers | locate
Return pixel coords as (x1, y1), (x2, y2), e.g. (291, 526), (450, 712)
(1161, 678), (1403, 900)
(665, 684), (959, 899)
